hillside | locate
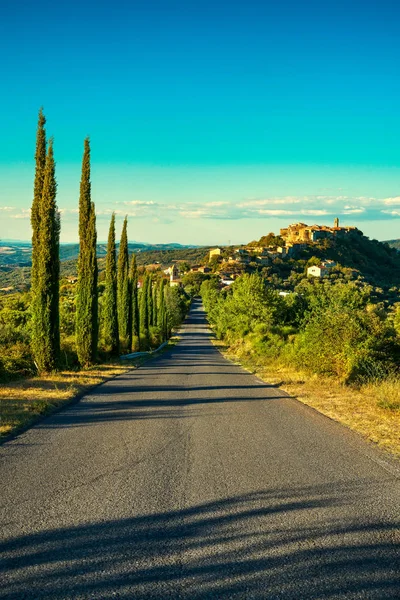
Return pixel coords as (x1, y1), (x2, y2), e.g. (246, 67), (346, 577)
(0, 246), (211, 290)
(385, 239), (400, 251)
(0, 241), (200, 267)
(297, 234), (400, 286)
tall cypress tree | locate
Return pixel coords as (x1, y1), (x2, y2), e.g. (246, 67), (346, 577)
(140, 273), (149, 348)
(76, 138), (98, 366)
(102, 213), (119, 355)
(88, 202), (98, 359)
(117, 217), (131, 351)
(129, 253), (140, 350)
(147, 273), (153, 327)
(152, 281), (158, 329)
(30, 108), (47, 364)
(158, 279), (168, 342)
(31, 139), (60, 373)
(31, 108), (46, 292)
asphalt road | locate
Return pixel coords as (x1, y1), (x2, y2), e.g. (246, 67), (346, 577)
(1, 299), (399, 599)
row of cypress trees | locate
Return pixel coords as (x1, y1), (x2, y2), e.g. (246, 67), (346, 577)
(103, 214), (169, 356)
(31, 109), (169, 374)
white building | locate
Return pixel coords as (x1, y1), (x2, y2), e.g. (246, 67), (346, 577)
(307, 265), (328, 278)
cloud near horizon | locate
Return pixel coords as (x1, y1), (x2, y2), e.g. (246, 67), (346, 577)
(2, 195), (400, 225)
(94, 194), (400, 223)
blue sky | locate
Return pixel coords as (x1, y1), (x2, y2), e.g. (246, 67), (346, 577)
(0, 0), (399, 244)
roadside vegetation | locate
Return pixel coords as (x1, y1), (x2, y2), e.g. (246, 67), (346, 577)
(202, 274), (400, 456)
(0, 110), (190, 440)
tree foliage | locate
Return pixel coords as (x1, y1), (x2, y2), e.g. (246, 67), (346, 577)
(31, 108), (46, 292)
(117, 217), (131, 352)
(202, 274), (400, 384)
(130, 253), (140, 350)
(76, 138), (98, 366)
(102, 214), (119, 355)
(30, 139), (60, 373)
(140, 273), (150, 348)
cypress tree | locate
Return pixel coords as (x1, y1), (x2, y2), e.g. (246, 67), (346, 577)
(129, 253), (140, 350)
(147, 273), (153, 327)
(140, 273), (149, 348)
(152, 278), (158, 327)
(102, 213), (119, 355)
(31, 139), (60, 373)
(164, 283), (172, 338)
(30, 108), (47, 363)
(88, 203), (98, 359)
(117, 217), (132, 351)
(76, 138), (98, 366)
(31, 108), (47, 292)
(156, 280), (162, 339)
(158, 279), (168, 342)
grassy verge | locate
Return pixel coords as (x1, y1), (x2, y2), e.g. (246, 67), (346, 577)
(214, 340), (400, 458)
(0, 337), (179, 442)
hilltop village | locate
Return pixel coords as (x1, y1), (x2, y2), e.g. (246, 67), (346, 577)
(160, 219), (366, 291)
(1, 219), (399, 298)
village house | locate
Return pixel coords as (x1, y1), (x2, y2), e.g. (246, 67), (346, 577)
(285, 242), (307, 256)
(165, 263), (182, 287)
(234, 249), (251, 264)
(307, 265), (328, 278)
(209, 248), (222, 259)
(280, 218), (360, 244)
(307, 261), (336, 278)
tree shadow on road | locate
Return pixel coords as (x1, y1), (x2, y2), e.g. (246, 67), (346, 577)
(1, 483), (399, 599)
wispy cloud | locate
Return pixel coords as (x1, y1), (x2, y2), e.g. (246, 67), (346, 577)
(382, 209), (400, 217)
(382, 197), (400, 206)
(2, 193), (400, 225)
(1, 207), (31, 219)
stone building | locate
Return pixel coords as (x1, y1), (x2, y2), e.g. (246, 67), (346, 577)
(280, 219), (359, 244)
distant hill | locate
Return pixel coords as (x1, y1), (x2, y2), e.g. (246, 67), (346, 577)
(0, 245), (211, 290)
(0, 241), (201, 267)
(385, 239), (400, 251)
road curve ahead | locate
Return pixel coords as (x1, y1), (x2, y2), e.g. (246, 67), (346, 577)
(1, 300), (399, 599)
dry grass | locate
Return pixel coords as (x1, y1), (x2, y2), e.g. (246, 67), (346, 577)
(0, 337), (179, 441)
(0, 361), (138, 440)
(215, 341), (400, 458)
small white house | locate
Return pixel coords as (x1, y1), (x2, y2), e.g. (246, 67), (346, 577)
(307, 265), (328, 278)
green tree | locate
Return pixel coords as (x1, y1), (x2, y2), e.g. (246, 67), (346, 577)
(182, 271), (210, 296)
(117, 217), (132, 351)
(102, 214), (119, 355)
(31, 139), (60, 373)
(130, 253), (140, 349)
(147, 273), (153, 326)
(31, 108), (47, 292)
(140, 273), (150, 347)
(165, 285), (186, 334)
(30, 108), (47, 364)
(157, 279), (168, 341)
(76, 138), (98, 366)
(152, 279), (158, 327)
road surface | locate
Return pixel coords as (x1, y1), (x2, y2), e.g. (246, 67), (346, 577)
(1, 300), (399, 599)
